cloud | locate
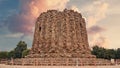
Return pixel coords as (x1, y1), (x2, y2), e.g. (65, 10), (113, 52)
(3, 0), (109, 48)
(5, 33), (24, 38)
(71, 5), (80, 12)
(63, 1), (109, 48)
(68, 1), (109, 48)
(87, 1), (109, 28)
(90, 34), (109, 48)
(85, 1), (109, 48)
(97, 36), (109, 48)
(7, 0), (69, 36)
(87, 25), (105, 35)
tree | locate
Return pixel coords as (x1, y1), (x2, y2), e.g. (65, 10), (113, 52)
(108, 49), (116, 59)
(91, 46), (99, 56)
(0, 41), (28, 59)
(14, 41), (27, 58)
(91, 45), (116, 60)
(22, 49), (30, 58)
(116, 48), (120, 59)
(92, 46), (106, 58)
(0, 51), (8, 59)
(7, 50), (15, 59)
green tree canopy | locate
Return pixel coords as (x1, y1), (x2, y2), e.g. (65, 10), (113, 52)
(14, 41), (27, 58)
(0, 41), (29, 59)
(92, 45), (116, 60)
(116, 48), (120, 59)
(0, 51), (8, 59)
(22, 49), (30, 58)
(7, 50), (15, 59)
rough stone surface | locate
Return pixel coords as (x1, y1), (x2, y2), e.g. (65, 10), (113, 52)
(1, 64), (120, 68)
(2, 9), (117, 66)
(27, 9), (95, 58)
(6, 58), (114, 66)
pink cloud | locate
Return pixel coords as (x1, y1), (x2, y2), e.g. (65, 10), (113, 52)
(87, 25), (106, 35)
(7, 0), (69, 36)
(85, 1), (109, 48)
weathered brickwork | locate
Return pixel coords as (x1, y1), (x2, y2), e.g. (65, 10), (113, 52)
(7, 58), (114, 66)
(2, 9), (119, 66)
(28, 9), (95, 58)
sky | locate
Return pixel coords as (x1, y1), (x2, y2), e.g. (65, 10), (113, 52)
(0, 0), (120, 51)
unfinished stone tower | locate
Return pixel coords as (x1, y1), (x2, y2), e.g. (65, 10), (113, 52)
(8, 9), (114, 66)
(28, 9), (95, 58)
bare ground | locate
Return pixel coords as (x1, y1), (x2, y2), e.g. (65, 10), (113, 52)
(0, 64), (120, 68)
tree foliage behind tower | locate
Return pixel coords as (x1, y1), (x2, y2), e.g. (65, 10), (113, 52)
(92, 45), (117, 60)
(14, 41), (27, 58)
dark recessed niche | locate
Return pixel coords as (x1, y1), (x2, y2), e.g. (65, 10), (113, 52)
(39, 27), (41, 31)
(80, 23), (83, 28)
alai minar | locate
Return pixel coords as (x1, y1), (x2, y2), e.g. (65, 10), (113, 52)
(28, 9), (95, 58)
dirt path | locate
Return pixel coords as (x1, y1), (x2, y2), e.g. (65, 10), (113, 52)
(0, 64), (120, 68)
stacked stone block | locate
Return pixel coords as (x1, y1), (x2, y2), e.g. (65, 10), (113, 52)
(29, 9), (94, 58)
